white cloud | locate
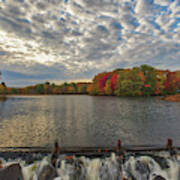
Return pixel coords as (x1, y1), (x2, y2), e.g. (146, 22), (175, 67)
(155, 0), (172, 6)
(0, 0), (180, 86)
(135, 0), (154, 15)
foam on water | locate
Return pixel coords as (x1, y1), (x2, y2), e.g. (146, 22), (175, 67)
(0, 151), (179, 180)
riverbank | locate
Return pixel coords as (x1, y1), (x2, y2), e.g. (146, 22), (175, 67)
(163, 94), (180, 102)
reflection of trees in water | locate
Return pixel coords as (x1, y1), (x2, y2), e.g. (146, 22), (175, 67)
(0, 96), (7, 101)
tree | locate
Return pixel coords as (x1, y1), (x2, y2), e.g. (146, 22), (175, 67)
(110, 74), (119, 94)
(1, 82), (6, 88)
(72, 83), (78, 93)
(35, 84), (44, 94)
(0, 71), (7, 95)
(163, 71), (179, 94)
(45, 81), (50, 85)
(155, 70), (166, 95)
(140, 65), (157, 96)
(67, 85), (75, 94)
(104, 80), (112, 95)
(98, 73), (111, 94)
(44, 83), (51, 94)
(52, 87), (60, 94)
(92, 72), (111, 95)
(117, 80), (134, 96)
(59, 82), (68, 94)
(77, 83), (88, 94)
(87, 83), (98, 95)
(0, 71), (6, 95)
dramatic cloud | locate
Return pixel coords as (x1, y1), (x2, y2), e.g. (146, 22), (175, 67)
(0, 0), (180, 86)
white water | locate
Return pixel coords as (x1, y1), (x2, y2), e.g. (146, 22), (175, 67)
(1, 152), (180, 180)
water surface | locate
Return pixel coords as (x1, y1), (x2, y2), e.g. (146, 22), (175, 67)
(0, 95), (180, 147)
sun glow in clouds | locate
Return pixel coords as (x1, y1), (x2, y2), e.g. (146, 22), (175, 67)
(0, 0), (180, 86)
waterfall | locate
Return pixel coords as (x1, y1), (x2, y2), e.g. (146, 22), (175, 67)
(1, 151), (179, 180)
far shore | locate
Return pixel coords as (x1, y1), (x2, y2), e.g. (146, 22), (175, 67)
(163, 94), (180, 102)
(1, 94), (180, 102)
(2, 93), (88, 96)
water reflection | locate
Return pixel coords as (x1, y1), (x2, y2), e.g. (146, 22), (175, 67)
(0, 95), (179, 147)
(0, 96), (7, 102)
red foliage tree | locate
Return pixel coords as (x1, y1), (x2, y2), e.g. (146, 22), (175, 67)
(98, 73), (111, 93)
(110, 74), (118, 92)
(164, 71), (179, 94)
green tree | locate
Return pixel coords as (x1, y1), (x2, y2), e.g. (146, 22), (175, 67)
(35, 84), (44, 94)
(117, 80), (134, 96)
(72, 83), (78, 93)
(104, 80), (112, 95)
(140, 65), (157, 96)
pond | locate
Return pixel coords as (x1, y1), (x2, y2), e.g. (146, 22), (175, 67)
(0, 95), (180, 147)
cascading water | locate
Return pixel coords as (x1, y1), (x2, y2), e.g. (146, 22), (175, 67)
(0, 151), (180, 180)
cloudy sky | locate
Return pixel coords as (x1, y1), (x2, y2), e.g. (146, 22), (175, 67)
(0, 0), (180, 86)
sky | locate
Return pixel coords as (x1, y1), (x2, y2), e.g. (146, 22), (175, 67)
(0, 0), (180, 87)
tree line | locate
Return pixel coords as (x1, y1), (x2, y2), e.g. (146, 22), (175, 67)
(0, 81), (91, 95)
(0, 65), (180, 96)
(87, 65), (180, 96)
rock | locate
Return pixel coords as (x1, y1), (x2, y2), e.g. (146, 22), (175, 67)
(135, 160), (150, 174)
(151, 156), (169, 169)
(135, 160), (150, 180)
(38, 165), (57, 180)
(153, 175), (166, 180)
(0, 163), (24, 180)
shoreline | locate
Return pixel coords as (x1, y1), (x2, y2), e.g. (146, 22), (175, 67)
(2, 94), (163, 97)
(163, 94), (180, 102)
(1, 94), (180, 103)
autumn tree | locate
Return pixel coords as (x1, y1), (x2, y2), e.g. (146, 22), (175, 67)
(104, 80), (112, 95)
(140, 65), (157, 96)
(163, 71), (179, 94)
(110, 73), (119, 94)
